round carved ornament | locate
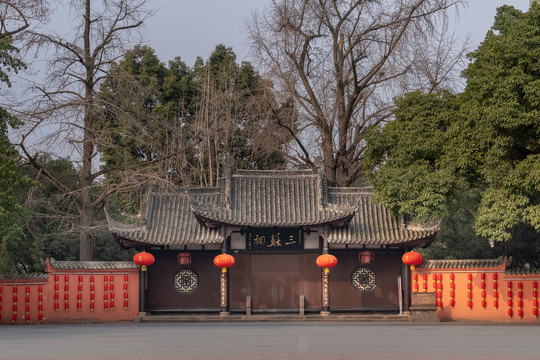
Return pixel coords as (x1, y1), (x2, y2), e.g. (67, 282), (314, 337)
(173, 269), (199, 294)
(351, 266), (376, 293)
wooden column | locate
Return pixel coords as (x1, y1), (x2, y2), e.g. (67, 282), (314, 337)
(321, 269), (330, 316)
(402, 261), (411, 315)
(219, 228), (230, 316)
(220, 270), (229, 316)
(321, 227), (330, 316)
(138, 268), (145, 313)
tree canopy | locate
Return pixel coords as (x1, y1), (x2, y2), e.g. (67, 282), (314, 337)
(365, 4), (540, 246)
(248, 0), (466, 186)
(100, 44), (289, 204)
(0, 33), (38, 273)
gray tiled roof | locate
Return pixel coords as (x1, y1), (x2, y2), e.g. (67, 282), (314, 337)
(108, 169), (438, 247)
(193, 169), (356, 227)
(0, 273), (49, 281)
(108, 191), (222, 246)
(327, 188), (438, 245)
(48, 258), (138, 270)
(418, 257), (506, 269)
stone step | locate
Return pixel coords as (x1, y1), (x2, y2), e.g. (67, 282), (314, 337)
(138, 313), (411, 323)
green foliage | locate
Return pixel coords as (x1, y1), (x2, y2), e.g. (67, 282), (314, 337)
(0, 36), (35, 274)
(0, 37), (26, 88)
(365, 4), (540, 249)
(364, 90), (462, 222)
(0, 113), (36, 274)
(19, 156), (133, 265)
(100, 44), (288, 208)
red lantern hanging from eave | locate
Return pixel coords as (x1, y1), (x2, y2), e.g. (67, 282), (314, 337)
(177, 252), (192, 266)
(402, 251), (424, 271)
(359, 251), (374, 265)
(317, 254), (338, 273)
(214, 253), (235, 273)
(133, 251), (155, 271)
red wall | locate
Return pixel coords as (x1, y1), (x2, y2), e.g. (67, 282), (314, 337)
(0, 261), (139, 324)
(413, 260), (540, 322)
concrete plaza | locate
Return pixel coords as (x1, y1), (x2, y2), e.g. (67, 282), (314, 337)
(1, 322), (539, 360)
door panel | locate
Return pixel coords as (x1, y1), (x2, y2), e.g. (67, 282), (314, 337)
(250, 255), (274, 310)
(274, 255), (301, 309)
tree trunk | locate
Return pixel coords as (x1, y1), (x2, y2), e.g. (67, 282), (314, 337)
(79, 0), (94, 261)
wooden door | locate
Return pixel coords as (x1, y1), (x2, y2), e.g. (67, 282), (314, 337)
(250, 254), (301, 312)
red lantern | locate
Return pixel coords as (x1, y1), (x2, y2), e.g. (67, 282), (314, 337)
(177, 252), (192, 266)
(494, 299), (499, 308)
(133, 251), (155, 271)
(359, 251), (374, 265)
(481, 299), (487, 308)
(214, 253), (235, 273)
(316, 254), (338, 273)
(450, 299), (455, 307)
(402, 251), (423, 271)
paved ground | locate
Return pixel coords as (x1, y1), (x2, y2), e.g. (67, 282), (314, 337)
(1, 322), (540, 360)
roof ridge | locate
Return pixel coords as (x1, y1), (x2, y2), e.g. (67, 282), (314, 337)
(232, 169), (318, 177)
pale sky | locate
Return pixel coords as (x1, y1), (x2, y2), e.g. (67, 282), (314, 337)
(143, 0), (532, 66)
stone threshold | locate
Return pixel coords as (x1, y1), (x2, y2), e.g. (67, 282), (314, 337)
(137, 313), (411, 323)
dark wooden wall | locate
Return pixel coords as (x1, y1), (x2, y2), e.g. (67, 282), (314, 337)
(330, 250), (401, 311)
(148, 251), (221, 312)
(148, 250), (400, 313)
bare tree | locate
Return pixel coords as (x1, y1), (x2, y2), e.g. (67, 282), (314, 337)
(0, 0), (49, 40)
(12, 0), (154, 260)
(248, 0), (467, 186)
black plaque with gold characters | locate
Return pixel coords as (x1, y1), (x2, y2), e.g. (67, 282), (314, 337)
(247, 228), (303, 251)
